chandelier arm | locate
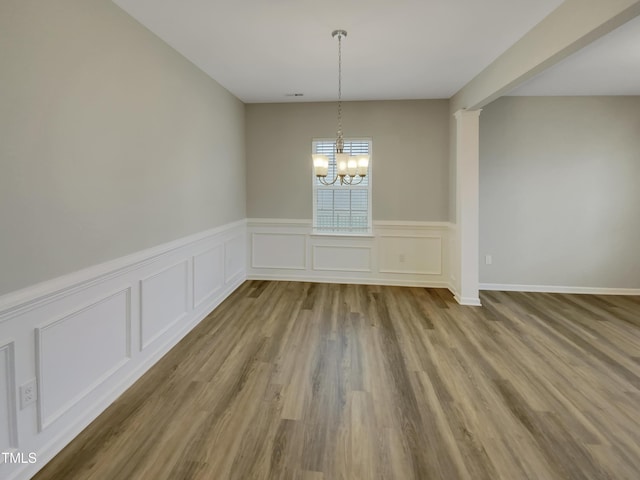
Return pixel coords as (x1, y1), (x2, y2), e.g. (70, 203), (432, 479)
(317, 174), (340, 186)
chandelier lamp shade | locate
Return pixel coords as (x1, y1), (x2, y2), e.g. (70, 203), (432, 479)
(313, 30), (369, 186)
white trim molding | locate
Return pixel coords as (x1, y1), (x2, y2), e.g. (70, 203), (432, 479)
(0, 340), (18, 456)
(454, 295), (483, 307)
(453, 109), (482, 307)
(0, 219), (246, 325)
(139, 261), (189, 351)
(0, 220), (246, 480)
(247, 219), (452, 288)
(480, 283), (640, 296)
(35, 288), (132, 431)
(192, 245), (224, 310)
(312, 244), (373, 273)
(251, 232), (307, 270)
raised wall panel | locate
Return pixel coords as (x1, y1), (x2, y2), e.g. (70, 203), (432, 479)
(247, 220), (451, 286)
(252, 233), (306, 270)
(0, 341), (17, 454)
(36, 289), (130, 430)
(140, 261), (188, 350)
(225, 235), (245, 283)
(193, 245), (224, 309)
(379, 236), (442, 275)
(0, 221), (245, 480)
(312, 245), (372, 272)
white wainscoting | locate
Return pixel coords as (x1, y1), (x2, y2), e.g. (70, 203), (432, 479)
(379, 235), (441, 275)
(0, 341), (18, 459)
(140, 262), (188, 351)
(0, 219), (246, 480)
(193, 245), (224, 309)
(247, 219), (452, 288)
(224, 235), (247, 283)
(313, 245), (372, 272)
(36, 288), (131, 430)
(252, 232), (307, 270)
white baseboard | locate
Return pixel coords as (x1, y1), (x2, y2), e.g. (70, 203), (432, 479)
(453, 294), (482, 306)
(480, 283), (640, 296)
(0, 220), (247, 480)
(247, 273), (450, 289)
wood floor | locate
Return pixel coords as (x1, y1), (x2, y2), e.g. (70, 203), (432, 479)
(34, 281), (640, 480)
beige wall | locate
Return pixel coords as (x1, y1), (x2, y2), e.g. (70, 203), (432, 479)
(246, 100), (450, 221)
(0, 0), (246, 295)
(480, 96), (640, 288)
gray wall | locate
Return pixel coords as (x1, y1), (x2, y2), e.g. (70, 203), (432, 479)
(480, 96), (640, 288)
(246, 100), (450, 221)
(0, 0), (246, 295)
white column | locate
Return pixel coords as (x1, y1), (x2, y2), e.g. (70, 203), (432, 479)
(454, 109), (482, 306)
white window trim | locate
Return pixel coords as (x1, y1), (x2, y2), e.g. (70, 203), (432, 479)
(311, 137), (373, 236)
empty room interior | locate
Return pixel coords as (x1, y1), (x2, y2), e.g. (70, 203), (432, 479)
(1, 0), (640, 479)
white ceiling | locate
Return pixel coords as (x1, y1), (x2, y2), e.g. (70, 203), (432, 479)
(112, 0), (563, 103)
(510, 13), (640, 96)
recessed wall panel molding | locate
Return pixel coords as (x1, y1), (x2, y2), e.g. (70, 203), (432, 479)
(312, 245), (372, 272)
(193, 245), (224, 309)
(251, 233), (307, 270)
(379, 235), (442, 275)
(224, 235), (246, 283)
(0, 341), (18, 454)
(35, 289), (131, 430)
(247, 218), (451, 287)
(0, 223), (244, 479)
(0, 220), (247, 327)
(140, 261), (189, 351)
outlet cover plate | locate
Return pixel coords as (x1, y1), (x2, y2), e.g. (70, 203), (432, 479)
(20, 379), (37, 409)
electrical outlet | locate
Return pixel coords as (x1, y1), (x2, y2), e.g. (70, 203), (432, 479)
(399, 253), (406, 263)
(20, 380), (37, 409)
(485, 254), (493, 265)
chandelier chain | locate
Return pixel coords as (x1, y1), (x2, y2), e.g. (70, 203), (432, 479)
(313, 30), (368, 187)
(337, 32), (343, 152)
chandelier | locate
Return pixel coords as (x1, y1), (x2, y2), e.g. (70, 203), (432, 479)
(313, 30), (369, 185)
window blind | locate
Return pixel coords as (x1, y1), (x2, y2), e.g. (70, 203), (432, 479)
(312, 139), (371, 233)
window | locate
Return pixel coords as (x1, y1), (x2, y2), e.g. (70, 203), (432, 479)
(312, 138), (372, 234)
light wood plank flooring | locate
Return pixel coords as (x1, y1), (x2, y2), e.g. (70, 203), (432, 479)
(34, 281), (640, 479)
